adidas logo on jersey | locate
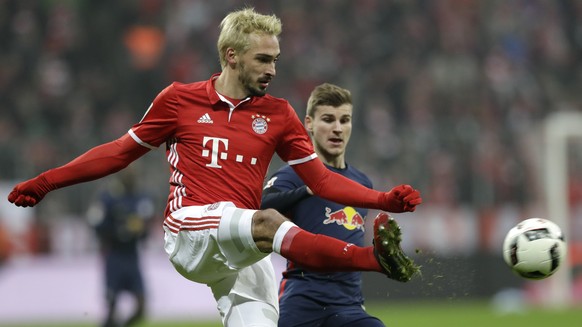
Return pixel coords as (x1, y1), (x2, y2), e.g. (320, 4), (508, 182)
(197, 113), (213, 124)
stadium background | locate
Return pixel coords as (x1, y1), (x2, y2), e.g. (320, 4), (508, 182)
(1, 0), (582, 325)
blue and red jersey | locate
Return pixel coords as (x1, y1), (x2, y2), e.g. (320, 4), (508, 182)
(262, 163), (372, 306)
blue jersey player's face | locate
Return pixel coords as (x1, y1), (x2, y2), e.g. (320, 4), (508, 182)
(305, 104), (353, 169)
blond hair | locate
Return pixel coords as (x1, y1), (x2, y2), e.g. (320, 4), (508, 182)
(306, 83), (353, 117)
(217, 8), (282, 69)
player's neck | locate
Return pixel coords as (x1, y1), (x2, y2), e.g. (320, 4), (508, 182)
(215, 71), (247, 99)
(319, 153), (346, 169)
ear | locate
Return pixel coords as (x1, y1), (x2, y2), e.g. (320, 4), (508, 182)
(304, 116), (313, 133)
(225, 48), (237, 68)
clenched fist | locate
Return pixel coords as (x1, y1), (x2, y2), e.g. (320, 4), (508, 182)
(7, 174), (53, 207)
(382, 184), (422, 213)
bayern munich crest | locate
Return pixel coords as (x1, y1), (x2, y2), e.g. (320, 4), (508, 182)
(251, 114), (269, 134)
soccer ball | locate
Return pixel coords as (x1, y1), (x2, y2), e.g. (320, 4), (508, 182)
(502, 218), (567, 280)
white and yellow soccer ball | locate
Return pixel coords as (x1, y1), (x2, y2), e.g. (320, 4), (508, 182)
(502, 218), (567, 280)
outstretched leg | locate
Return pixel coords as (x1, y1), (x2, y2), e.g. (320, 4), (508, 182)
(218, 207), (419, 284)
(256, 209), (419, 281)
(253, 209), (381, 273)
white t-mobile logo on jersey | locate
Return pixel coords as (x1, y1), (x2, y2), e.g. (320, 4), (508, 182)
(202, 136), (258, 168)
(202, 136), (228, 168)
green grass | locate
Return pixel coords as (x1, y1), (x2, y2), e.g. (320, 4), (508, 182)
(5, 301), (582, 327)
(367, 301), (582, 327)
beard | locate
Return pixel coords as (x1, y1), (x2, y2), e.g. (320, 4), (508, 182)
(238, 62), (268, 97)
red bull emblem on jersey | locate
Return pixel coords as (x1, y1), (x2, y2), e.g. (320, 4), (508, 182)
(323, 206), (365, 231)
(251, 114), (269, 134)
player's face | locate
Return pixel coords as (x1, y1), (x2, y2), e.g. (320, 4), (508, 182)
(306, 104), (353, 167)
(237, 33), (280, 97)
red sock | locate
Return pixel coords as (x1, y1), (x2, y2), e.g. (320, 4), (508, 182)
(279, 227), (382, 272)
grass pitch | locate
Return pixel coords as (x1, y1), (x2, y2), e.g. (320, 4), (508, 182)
(367, 301), (581, 327)
(5, 300), (581, 327)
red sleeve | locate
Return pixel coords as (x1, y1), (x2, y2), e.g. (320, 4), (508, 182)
(275, 102), (315, 163)
(130, 83), (179, 147)
(42, 133), (150, 190)
(291, 158), (385, 210)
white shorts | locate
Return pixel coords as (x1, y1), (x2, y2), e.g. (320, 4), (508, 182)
(163, 201), (278, 326)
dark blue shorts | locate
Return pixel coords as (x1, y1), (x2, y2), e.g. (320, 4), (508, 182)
(278, 297), (385, 327)
(104, 253), (144, 298)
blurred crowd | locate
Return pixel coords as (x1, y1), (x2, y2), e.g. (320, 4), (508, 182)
(1, 0), (582, 260)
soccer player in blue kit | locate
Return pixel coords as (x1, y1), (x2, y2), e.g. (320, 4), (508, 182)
(263, 83), (418, 326)
(87, 168), (155, 327)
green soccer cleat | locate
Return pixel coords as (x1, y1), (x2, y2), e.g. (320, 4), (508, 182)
(373, 212), (420, 282)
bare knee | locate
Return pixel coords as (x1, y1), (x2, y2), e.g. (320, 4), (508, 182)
(252, 208), (289, 253)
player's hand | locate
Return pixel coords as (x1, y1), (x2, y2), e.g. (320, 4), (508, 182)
(382, 184), (422, 213)
(7, 174), (53, 207)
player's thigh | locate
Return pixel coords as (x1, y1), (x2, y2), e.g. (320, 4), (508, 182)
(322, 307), (385, 327)
(217, 206), (269, 268)
(166, 203), (271, 275)
(164, 203), (241, 284)
(278, 295), (328, 327)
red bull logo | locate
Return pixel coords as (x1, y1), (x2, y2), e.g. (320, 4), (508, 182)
(323, 206), (365, 231)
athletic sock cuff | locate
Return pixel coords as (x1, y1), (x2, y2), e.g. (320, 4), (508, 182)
(272, 221), (297, 254)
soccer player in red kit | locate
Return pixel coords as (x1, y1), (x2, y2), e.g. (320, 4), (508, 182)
(7, 8), (422, 327)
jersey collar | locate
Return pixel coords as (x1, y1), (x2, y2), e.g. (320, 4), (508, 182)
(206, 73), (223, 107)
(207, 73), (251, 109)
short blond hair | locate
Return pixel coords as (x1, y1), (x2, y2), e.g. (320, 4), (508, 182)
(217, 8), (282, 69)
(306, 83), (352, 117)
